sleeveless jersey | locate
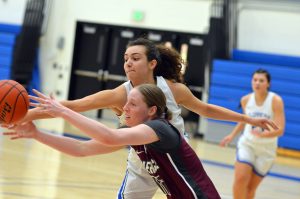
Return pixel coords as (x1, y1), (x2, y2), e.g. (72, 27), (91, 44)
(122, 76), (185, 134)
(242, 91), (276, 144)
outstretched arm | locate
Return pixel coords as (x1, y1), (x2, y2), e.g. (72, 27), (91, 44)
(3, 122), (123, 156)
(220, 122), (245, 147)
(20, 85), (127, 123)
(171, 83), (278, 130)
(220, 96), (248, 147)
(29, 90), (159, 146)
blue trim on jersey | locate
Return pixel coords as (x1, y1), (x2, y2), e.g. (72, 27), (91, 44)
(118, 169), (129, 199)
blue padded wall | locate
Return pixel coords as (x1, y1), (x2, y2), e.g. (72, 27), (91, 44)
(209, 50), (300, 151)
(0, 23), (21, 80)
(232, 49), (300, 69)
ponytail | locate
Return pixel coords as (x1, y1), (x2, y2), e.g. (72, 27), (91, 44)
(155, 44), (184, 83)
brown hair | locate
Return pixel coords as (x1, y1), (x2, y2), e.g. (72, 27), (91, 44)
(136, 84), (172, 120)
(127, 38), (184, 83)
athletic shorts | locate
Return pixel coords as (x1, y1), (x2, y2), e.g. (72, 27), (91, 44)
(236, 136), (277, 176)
(116, 147), (158, 199)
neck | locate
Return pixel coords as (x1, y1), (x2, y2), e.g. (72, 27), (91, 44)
(255, 91), (268, 104)
(131, 77), (156, 87)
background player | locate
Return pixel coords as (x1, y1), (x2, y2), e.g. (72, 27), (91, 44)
(220, 69), (285, 199)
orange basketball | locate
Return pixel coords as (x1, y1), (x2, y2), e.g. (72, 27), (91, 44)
(0, 80), (29, 124)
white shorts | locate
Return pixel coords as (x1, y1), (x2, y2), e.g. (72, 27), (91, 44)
(116, 147), (158, 199)
(116, 132), (190, 199)
(237, 136), (277, 176)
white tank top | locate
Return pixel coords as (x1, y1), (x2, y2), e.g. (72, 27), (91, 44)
(122, 76), (185, 134)
(242, 91), (277, 144)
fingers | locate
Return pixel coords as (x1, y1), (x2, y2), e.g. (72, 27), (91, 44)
(29, 93), (52, 110)
(49, 92), (55, 100)
(3, 132), (17, 136)
(219, 139), (229, 147)
(263, 120), (278, 131)
(1, 123), (15, 129)
(32, 89), (48, 99)
(29, 102), (49, 110)
(269, 121), (279, 130)
(29, 95), (48, 104)
(2, 132), (20, 140)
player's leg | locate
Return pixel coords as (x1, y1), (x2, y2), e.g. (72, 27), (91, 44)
(234, 138), (255, 199)
(247, 173), (263, 199)
(117, 148), (158, 199)
(233, 161), (252, 199)
(247, 143), (276, 199)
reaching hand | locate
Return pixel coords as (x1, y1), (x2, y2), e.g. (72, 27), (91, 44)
(219, 134), (233, 147)
(2, 122), (38, 140)
(30, 89), (67, 118)
(247, 117), (278, 131)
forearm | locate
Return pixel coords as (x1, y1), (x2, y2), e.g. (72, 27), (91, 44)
(21, 108), (54, 123)
(205, 104), (246, 123)
(23, 98), (99, 123)
(35, 130), (88, 156)
(59, 108), (117, 145)
(230, 122), (245, 138)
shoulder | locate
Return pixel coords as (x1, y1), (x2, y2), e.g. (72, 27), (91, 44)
(145, 120), (180, 151)
(164, 79), (191, 101)
(145, 119), (170, 131)
(145, 120), (178, 138)
(272, 93), (284, 107)
(240, 93), (251, 108)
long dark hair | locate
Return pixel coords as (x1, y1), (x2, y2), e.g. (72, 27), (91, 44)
(127, 38), (184, 83)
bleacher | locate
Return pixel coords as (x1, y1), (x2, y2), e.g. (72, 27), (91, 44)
(206, 49), (300, 151)
(0, 23), (21, 80)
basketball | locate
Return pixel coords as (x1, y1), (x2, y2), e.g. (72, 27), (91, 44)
(0, 80), (29, 124)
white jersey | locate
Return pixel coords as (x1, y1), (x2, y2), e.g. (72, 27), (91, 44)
(242, 91), (276, 144)
(123, 76), (185, 134)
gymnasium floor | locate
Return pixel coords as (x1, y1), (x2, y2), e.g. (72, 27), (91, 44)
(1, 111), (300, 199)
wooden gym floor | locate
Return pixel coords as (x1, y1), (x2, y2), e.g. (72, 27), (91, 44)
(1, 111), (300, 199)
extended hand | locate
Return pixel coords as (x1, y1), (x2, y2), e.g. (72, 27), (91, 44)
(2, 122), (38, 139)
(249, 117), (278, 131)
(30, 89), (66, 118)
(219, 135), (233, 147)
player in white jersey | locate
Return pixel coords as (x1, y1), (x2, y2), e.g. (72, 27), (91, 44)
(220, 69), (285, 199)
(120, 76), (189, 198)
(16, 39), (278, 199)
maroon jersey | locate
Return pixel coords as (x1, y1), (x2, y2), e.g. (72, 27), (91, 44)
(131, 120), (221, 199)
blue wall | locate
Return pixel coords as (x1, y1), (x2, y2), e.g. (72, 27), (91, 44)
(0, 23), (21, 80)
(209, 50), (300, 151)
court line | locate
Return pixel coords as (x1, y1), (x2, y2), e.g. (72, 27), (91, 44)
(202, 159), (300, 183)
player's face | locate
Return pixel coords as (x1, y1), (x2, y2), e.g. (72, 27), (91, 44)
(124, 45), (154, 83)
(251, 73), (270, 93)
(123, 89), (153, 127)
